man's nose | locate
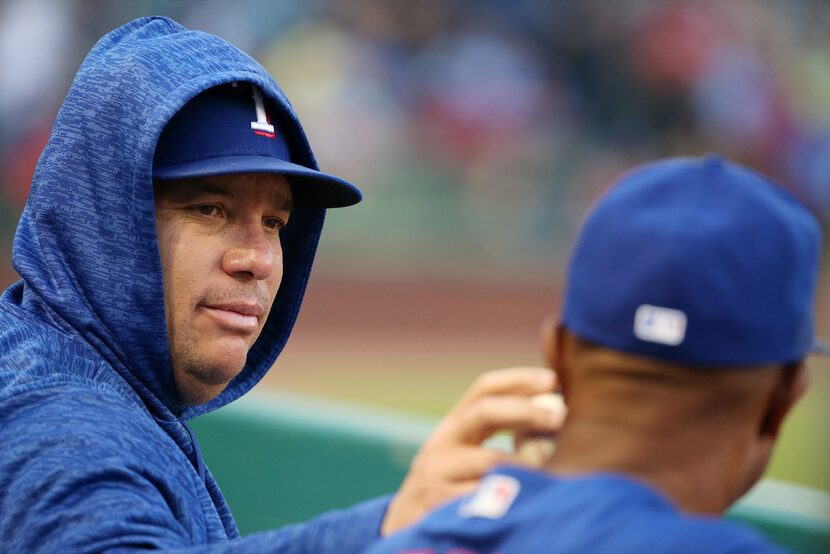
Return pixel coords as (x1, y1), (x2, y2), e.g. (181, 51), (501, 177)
(221, 225), (278, 281)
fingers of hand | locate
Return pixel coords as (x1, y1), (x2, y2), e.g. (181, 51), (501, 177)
(512, 393), (567, 467)
(459, 367), (557, 407)
(426, 367), (558, 446)
(450, 394), (564, 444)
(383, 373), (563, 537)
(500, 449), (558, 469)
(514, 434), (558, 468)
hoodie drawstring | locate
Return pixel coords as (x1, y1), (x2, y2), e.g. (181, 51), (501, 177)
(182, 420), (207, 482)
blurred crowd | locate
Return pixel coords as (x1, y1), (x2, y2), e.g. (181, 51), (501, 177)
(2, 0), (829, 285)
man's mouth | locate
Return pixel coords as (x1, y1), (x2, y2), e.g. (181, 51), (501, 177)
(199, 301), (264, 334)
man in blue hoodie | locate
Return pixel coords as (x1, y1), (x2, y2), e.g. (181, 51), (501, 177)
(0, 17), (560, 552)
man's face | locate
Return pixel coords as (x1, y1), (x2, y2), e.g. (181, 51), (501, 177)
(154, 173), (293, 405)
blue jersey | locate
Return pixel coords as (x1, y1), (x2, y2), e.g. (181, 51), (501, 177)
(367, 466), (787, 554)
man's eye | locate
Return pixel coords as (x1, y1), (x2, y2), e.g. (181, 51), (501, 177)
(263, 217), (285, 231)
(195, 205), (220, 217)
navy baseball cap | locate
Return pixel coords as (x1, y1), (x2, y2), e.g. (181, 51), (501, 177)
(563, 154), (826, 367)
(153, 82), (362, 208)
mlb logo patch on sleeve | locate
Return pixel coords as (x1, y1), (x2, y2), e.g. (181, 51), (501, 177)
(458, 474), (520, 519)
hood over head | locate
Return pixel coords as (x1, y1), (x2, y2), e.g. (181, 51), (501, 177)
(10, 16), (335, 419)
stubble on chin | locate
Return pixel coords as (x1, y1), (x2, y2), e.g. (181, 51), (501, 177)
(169, 325), (248, 405)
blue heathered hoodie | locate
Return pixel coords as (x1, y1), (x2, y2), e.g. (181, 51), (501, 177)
(0, 16), (388, 552)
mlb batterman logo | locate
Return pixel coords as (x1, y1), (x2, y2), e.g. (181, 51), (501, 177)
(634, 304), (687, 346)
(458, 474), (520, 519)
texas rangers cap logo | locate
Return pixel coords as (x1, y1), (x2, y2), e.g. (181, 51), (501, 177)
(249, 86), (275, 138)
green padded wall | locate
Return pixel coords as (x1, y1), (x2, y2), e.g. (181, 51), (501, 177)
(191, 393), (427, 532)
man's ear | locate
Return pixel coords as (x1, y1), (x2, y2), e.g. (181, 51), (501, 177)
(540, 316), (569, 397)
(759, 362), (810, 440)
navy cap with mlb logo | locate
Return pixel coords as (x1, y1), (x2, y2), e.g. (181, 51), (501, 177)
(152, 82), (362, 208)
(562, 154), (827, 367)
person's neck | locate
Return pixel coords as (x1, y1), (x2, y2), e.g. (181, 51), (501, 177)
(546, 417), (748, 515)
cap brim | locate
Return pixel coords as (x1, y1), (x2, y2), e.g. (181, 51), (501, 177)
(153, 155), (362, 208)
(811, 339), (830, 357)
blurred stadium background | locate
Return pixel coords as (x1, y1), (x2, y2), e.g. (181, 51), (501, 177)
(0, 0), (827, 491)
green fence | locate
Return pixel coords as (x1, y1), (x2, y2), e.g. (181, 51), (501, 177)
(191, 392), (830, 553)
